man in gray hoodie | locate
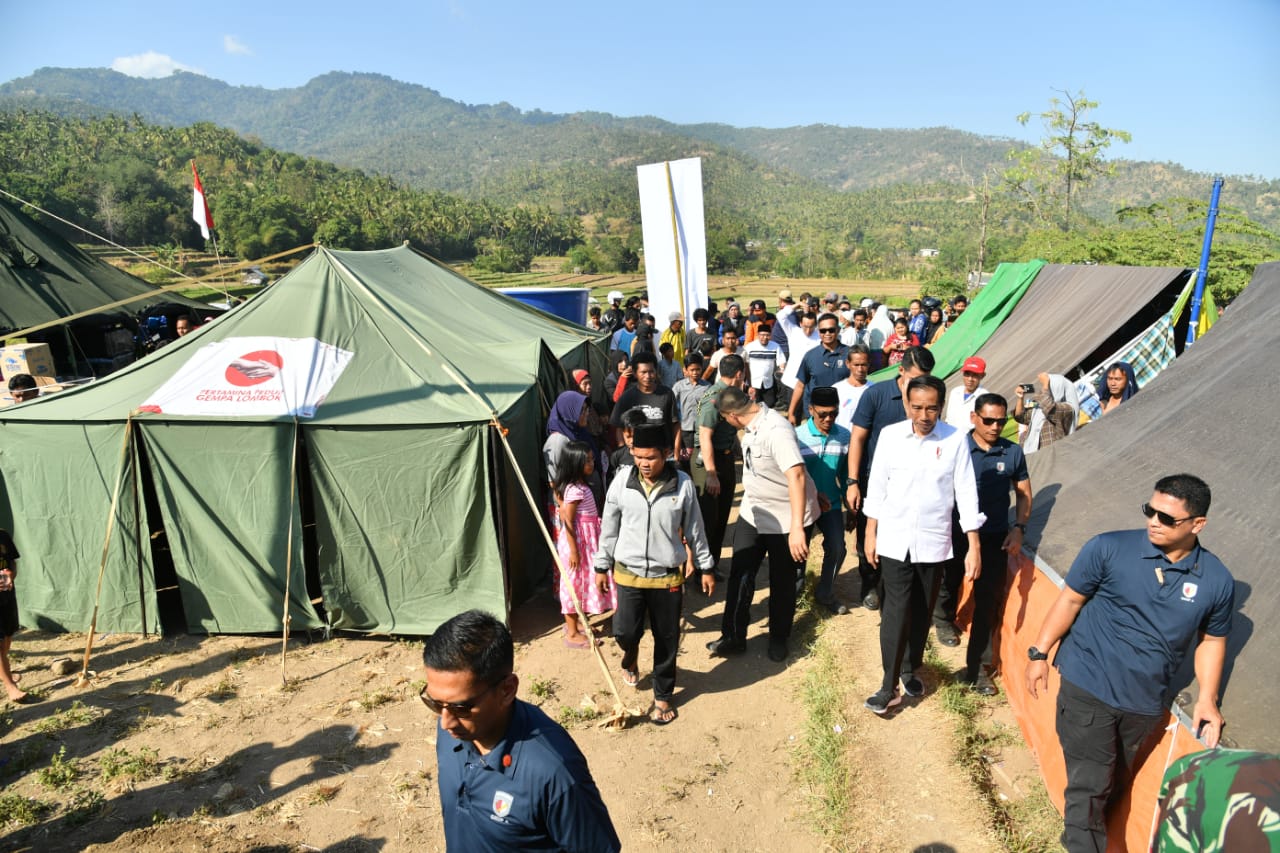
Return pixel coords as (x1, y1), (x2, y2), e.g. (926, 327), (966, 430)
(595, 425), (714, 725)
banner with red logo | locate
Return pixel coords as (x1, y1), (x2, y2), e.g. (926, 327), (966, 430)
(140, 337), (353, 418)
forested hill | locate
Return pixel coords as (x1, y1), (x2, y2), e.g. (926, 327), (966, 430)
(5, 67), (1277, 233)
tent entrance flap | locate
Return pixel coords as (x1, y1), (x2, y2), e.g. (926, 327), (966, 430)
(138, 421), (320, 634)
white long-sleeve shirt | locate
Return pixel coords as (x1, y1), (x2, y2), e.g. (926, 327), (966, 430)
(862, 420), (984, 562)
(775, 304), (819, 388)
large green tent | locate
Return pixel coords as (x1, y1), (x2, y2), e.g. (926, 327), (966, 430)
(0, 245), (607, 635)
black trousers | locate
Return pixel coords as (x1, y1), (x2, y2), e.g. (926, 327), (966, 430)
(719, 520), (809, 644)
(613, 582), (683, 703)
(878, 554), (945, 691)
(1056, 678), (1163, 853)
(852, 509), (880, 598)
(693, 448), (736, 570)
(752, 384), (778, 409)
(934, 531), (1010, 675)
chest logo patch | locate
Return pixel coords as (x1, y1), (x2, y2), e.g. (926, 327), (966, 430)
(1181, 582), (1198, 602)
(996, 462), (1005, 473)
(493, 790), (514, 817)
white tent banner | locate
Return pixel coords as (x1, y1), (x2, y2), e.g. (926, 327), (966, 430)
(638, 157), (708, 325)
(139, 336), (353, 418)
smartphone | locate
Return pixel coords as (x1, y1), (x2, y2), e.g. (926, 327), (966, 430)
(1018, 383), (1035, 395)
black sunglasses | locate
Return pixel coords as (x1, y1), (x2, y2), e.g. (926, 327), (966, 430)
(976, 416), (1008, 427)
(818, 327), (839, 333)
(811, 409), (837, 420)
(1141, 503), (1196, 527)
(420, 680), (500, 717)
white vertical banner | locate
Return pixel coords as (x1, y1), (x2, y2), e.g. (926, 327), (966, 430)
(637, 157), (708, 325)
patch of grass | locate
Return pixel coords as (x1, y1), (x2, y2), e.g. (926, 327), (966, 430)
(205, 675), (237, 701)
(147, 677), (165, 692)
(36, 745), (80, 791)
(527, 678), (557, 702)
(924, 647), (1061, 853)
(0, 792), (51, 826)
(556, 706), (601, 727)
(99, 746), (161, 787)
(306, 782), (343, 805)
(32, 699), (97, 734)
(794, 624), (853, 840)
(358, 688), (395, 711)
(64, 788), (106, 827)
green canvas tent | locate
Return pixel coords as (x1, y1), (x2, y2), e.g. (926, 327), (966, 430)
(0, 245), (607, 636)
(1, 197), (212, 375)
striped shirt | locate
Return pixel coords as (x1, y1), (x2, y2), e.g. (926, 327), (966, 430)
(795, 419), (850, 504)
(742, 339), (785, 389)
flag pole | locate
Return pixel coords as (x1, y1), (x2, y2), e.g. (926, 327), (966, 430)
(191, 159), (233, 305)
(663, 161), (686, 320)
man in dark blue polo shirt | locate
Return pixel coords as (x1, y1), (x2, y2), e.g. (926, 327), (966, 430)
(845, 346), (935, 608)
(425, 610), (620, 852)
(934, 393), (1033, 693)
(787, 313), (850, 426)
(1026, 474), (1234, 853)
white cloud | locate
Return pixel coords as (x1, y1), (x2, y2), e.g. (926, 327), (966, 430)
(111, 51), (201, 78)
(223, 35), (252, 56)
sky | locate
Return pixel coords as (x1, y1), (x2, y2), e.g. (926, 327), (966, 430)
(4, 0), (1278, 180)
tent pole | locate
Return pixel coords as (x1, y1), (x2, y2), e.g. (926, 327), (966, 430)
(75, 414), (137, 688)
(131, 426), (147, 637)
(280, 419), (301, 686)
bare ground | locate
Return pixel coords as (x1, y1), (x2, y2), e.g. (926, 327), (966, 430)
(1, 529), (1050, 852)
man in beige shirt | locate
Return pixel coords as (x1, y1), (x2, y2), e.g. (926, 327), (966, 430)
(706, 387), (819, 662)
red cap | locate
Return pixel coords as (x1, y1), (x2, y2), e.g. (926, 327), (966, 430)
(961, 356), (986, 375)
(572, 369), (589, 386)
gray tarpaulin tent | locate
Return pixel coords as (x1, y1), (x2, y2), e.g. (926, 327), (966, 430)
(0, 245), (607, 636)
(1022, 260), (1280, 753)
(947, 264), (1192, 396)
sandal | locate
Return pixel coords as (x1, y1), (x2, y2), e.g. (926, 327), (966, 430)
(650, 702), (678, 725)
(563, 636), (591, 649)
(622, 669), (639, 687)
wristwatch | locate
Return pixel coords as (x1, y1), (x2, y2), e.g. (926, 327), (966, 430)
(1013, 523), (1027, 532)
(846, 478), (859, 486)
(1027, 646), (1049, 661)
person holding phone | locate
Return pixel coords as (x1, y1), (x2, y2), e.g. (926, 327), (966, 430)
(1025, 474), (1234, 853)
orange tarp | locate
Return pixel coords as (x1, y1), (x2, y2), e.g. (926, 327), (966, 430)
(955, 551), (1205, 852)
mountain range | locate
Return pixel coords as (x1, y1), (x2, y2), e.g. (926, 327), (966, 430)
(4, 67), (1276, 233)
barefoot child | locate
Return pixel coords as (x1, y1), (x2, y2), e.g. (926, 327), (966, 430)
(1, 528), (28, 703)
(554, 442), (616, 648)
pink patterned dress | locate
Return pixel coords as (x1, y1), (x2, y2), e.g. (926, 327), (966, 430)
(556, 482), (616, 616)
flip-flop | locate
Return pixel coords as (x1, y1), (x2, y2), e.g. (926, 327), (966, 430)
(9, 693), (38, 705)
(563, 636), (591, 649)
(622, 669), (639, 687)
(650, 703), (678, 725)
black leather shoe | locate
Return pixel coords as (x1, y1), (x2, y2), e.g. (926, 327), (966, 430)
(935, 622), (961, 647)
(706, 637), (746, 657)
(767, 641), (788, 662)
(862, 589), (881, 611)
(974, 671), (998, 696)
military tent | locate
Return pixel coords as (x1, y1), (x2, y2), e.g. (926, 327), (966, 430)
(0, 245), (607, 636)
(0, 197), (212, 376)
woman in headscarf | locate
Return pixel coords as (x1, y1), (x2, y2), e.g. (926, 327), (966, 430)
(1096, 361), (1139, 416)
(923, 306), (947, 347)
(544, 390), (607, 507)
(572, 369), (607, 443)
(1013, 372), (1079, 454)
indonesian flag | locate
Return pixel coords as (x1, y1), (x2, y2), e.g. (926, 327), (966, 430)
(192, 162), (214, 240)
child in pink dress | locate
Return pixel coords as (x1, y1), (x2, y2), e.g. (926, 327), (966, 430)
(554, 442), (616, 647)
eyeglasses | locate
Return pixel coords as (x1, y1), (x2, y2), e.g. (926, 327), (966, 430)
(976, 416), (1008, 427)
(818, 327), (839, 334)
(1141, 503), (1196, 527)
(419, 680), (500, 717)
(811, 409), (837, 420)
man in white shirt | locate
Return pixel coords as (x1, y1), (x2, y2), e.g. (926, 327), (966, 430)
(834, 346), (873, 433)
(775, 303), (819, 413)
(944, 356), (991, 430)
(862, 375), (984, 714)
(742, 323), (786, 409)
(840, 308), (871, 349)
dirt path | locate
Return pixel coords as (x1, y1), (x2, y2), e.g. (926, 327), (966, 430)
(1, 527), (1029, 852)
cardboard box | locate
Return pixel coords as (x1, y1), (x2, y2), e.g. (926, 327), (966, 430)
(0, 343), (56, 381)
